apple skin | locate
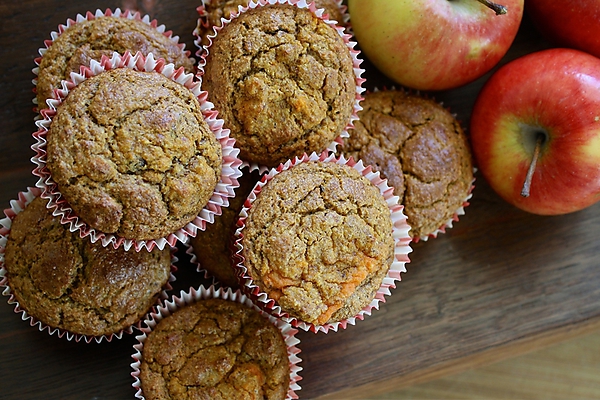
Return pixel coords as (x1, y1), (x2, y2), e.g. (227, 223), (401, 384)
(526, 0), (600, 59)
(470, 48), (600, 215)
(347, 0), (524, 91)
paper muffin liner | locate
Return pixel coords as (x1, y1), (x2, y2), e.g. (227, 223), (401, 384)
(131, 285), (302, 399)
(31, 51), (243, 252)
(32, 8), (194, 114)
(232, 151), (413, 333)
(183, 240), (221, 285)
(0, 187), (179, 344)
(184, 165), (266, 288)
(196, 0), (365, 174)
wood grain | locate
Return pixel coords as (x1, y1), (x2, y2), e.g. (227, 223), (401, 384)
(2, 1), (599, 399)
(374, 331), (600, 400)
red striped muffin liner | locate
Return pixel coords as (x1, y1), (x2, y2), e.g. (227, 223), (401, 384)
(184, 165), (266, 288)
(0, 187), (178, 344)
(196, 0), (365, 174)
(31, 51), (243, 252)
(183, 240), (221, 285)
(232, 151), (413, 333)
(32, 8), (194, 114)
(131, 285), (302, 399)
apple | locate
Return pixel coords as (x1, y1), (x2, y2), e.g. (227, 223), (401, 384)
(526, 0), (600, 59)
(347, 0), (524, 91)
(470, 48), (600, 215)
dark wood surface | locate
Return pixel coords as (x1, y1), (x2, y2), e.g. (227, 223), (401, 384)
(2, 1), (600, 399)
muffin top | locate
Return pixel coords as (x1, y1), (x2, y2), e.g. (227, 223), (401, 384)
(140, 298), (290, 400)
(189, 169), (261, 288)
(46, 67), (222, 240)
(3, 196), (172, 337)
(36, 15), (195, 108)
(241, 161), (394, 326)
(195, 0), (346, 50)
(341, 90), (474, 239)
(202, 3), (356, 167)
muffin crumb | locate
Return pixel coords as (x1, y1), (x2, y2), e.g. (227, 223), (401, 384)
(140, 298), (290, 400)
(341, 90), (473, 239)
(46, 67), (222, 240)
(4, 196), (172, 337)
(242, 161), (395, 325)
(202, 3), (356, 167)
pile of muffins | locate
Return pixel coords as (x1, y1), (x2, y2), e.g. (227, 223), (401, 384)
(0, 0), (475, 399)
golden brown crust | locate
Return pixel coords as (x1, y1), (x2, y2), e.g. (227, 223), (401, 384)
(202, 4), (355, 167)
(189, 169), (261, 288)
(3, 196), (172, 337)
(46, 68), (222, 240)
(140, 298), (290, 400)
(341, 90), (474, 238)
(242, 161), (394, 325)
(36, 15), (195, 108)
(196, 0), (346, 49)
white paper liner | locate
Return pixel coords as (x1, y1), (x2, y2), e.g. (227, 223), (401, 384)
(131, 285), (302, 399)
(0, 187), (178, 344)
(183, 241), (220, 285)
(196, 0), (365, 174)
(232, 151), (413, 333)
(31, 51), (243, 252)
(184, 165), (266, 288)
(32, 8), (194, 113)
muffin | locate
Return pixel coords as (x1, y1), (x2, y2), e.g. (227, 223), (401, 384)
(340, 90), (474, 240)
(194, 0), (348, 51)
(236, 157), (403, 329)
(134, 287), (300, 400)
(43, 66), (222, 242)
(35, 11), (195, 109)
(189, 168), (262, 288)
(200, 2), (362, 168)
(2, 195), (172, 340)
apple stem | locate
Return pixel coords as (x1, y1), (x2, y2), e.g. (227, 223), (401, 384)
(521, 134), (544, 198)
(475, 0), (508, 15)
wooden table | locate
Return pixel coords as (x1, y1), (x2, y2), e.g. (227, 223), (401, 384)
(3, 1), (600, 399)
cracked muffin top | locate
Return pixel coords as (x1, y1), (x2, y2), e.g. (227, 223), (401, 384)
(46, 67), (222, 240)
(189, 168), (261, 288)
(340, 90), (474, 239)
(241, 161), (394, 326)
(201, 3), (356, 167)
(140, 298), (290, 400)
(36, 15), (195, 109)
(3, 196), (172, 337)
(195, 0), (347, 50)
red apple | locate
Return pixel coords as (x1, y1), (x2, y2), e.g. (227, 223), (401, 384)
(347, 0), (524, 91)
(470, 48), (600, 215)
(526, 0), (600, 59)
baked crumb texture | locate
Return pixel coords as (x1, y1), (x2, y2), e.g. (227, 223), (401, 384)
(32, 52), (243, 252)
(194, 0), (348, 54)
(34, 10), (195, 110)
(234, 153), (413, 333)
(200, 1), (363, 169)
(0, 192), (172, 342)
(341, 90), (474, 240)
(133, 287), (302, 400)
